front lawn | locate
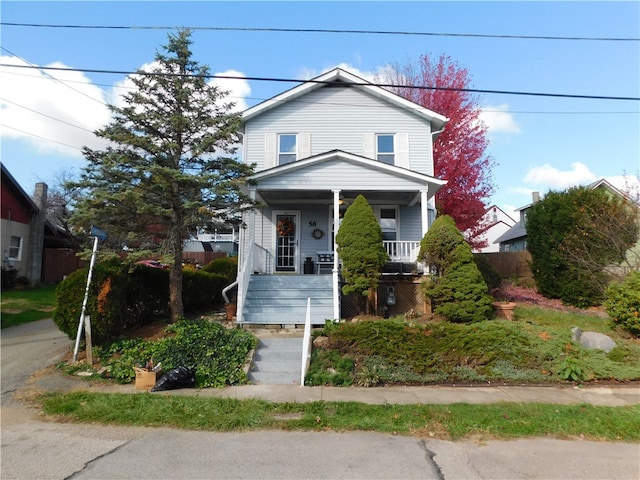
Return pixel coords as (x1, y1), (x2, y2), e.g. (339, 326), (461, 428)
(1, 284), (57, 328)
(39, 392), (640, 441)
(306, 305), (640, 387)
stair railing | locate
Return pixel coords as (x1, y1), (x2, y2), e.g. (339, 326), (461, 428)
(300, 297), (312, 386)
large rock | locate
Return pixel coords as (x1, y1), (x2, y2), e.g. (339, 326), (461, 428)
(571, 327), (617, 353)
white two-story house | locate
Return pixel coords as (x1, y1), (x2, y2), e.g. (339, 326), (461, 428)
(235, 68), (448, 325)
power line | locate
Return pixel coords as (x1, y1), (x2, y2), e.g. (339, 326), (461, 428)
(0, 47), (109, 107)
(0, 97), (96, 133)
(3, 69), (637, 115)
(2, 22), (638, 42)
(0, 123), (83, 151)
(1, 63), (638, 101)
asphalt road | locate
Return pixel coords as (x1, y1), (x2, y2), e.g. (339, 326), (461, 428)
(1, 319), (639, 480)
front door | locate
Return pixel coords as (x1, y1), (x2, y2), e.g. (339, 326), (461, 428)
(274, 212), (299, 272)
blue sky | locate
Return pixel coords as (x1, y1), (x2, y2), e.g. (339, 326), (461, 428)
(1, 1), (639, 217)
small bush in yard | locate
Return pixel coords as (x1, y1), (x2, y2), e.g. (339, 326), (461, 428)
(605, 271), (640, 337)
(202, 256), (238, 283)
(54, 260), (129, 345)
(97, 318), (256, 387)
(419, 216), (493, 323)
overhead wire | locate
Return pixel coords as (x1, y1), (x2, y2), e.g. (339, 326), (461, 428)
(2, 68), (637, 115)
(0, 123), (83, 151)
(2, 22), (638, 42)
(0, 47), (109, 107)
(0, 97), (96, 132)
(1, 21), (638, 150)
(2, 62), (639, 101)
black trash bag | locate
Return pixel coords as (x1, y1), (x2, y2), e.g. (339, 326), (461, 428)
(151, 366), (196, 392)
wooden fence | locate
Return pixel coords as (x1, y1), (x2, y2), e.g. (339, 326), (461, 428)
(42, 248), (85, 283)
(480, 251), (533, 283)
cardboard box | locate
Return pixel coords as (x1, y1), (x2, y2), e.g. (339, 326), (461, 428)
(134, 368), (159, 390)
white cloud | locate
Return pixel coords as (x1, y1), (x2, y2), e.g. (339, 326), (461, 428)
(524, 162), (597, 189)
(0, 56), (111, 157)
(479, 104), (520, 134)
(0, 56), (254, 162)
(210, 69), (251, 112)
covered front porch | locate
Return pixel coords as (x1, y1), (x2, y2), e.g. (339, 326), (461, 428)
(235, 151), (445, 324)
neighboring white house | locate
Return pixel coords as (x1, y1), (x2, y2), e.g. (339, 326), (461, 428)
(469, 205), (516, 253)
(234, 68), (448, 324)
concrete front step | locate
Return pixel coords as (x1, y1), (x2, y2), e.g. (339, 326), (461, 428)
(249, 337), (304, 385)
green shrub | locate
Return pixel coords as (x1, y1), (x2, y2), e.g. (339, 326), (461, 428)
(55, 261), (229, 346)
(473, 254), (501, 289)
(202, 256), (238, 283)
(54, 260), (129, 345)
(1, 267), (18, 290)
(182, 269), (228, 313)
(604, 272), (640, 337)
(527, 187), (638, 308)
(126, 264), (170, 322)
(96, 318), (256, 387)
(335, 195), (388, 314)
(419, 216), (493, 323)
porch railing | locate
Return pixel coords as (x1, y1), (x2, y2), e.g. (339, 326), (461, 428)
(383, 240), (421, 263)
(196, 232), (238, 243)
(236, 243), (274, 323)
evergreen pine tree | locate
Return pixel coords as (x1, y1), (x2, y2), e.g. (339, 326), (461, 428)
(335, 195), (388, 314)
(70, 30), (256, 321)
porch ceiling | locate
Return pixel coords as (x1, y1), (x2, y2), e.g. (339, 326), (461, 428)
(257, 189), (420, 205)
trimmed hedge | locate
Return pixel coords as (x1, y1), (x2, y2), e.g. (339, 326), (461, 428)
(201, 256), (238, 283)
(54, 260), (228, 345)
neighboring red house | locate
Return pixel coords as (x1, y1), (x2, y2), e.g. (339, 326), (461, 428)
(1, 163), (81, 285)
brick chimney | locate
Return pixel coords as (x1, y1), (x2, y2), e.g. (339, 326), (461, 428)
(532, 191), (540, 203)
(26, 182), (47, 285)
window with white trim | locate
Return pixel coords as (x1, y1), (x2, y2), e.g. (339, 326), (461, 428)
(8, 236), (23, 261)
(374, 208), (397, 243)
(278, 134), (297, 165)
(376, 134), (395, 165)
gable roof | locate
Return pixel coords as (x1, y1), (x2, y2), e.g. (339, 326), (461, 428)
(1, 162), (39, 213)
(242, 68), (449, 129)
(493, 223), (527, 244)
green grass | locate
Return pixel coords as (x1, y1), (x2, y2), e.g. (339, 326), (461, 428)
(1, 284), (57, 328)
(39, 391), (640, 442)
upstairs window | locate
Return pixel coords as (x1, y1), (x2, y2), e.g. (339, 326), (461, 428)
(278, 134), (297, 165)
(376, 134), (395, 165)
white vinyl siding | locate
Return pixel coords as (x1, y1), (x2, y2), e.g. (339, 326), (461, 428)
(254, 157), (428, 191)
(244, 86), (434, 174)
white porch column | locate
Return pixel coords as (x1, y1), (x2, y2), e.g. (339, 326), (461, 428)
(332, 189), (341, 320)
(420, 187), (429, 236)
(237, 187), (257, 323)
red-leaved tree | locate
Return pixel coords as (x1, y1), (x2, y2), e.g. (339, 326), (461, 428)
(378, 54), (494, 249)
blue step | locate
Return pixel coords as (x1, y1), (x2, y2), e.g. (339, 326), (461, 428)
(241, 275), (335, 325)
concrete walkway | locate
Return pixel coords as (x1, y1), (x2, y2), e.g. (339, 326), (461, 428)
(33, 368), (640, 406)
